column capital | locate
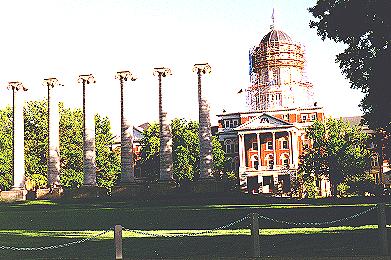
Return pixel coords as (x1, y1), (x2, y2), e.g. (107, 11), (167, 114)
(193, 63), (211, 74)
(78, 74), (96, 84)
(7, 81), (27, 91)
(115, 71), (137, 81)
(43, 78), (61, 89)
(153, 67), (172, 77)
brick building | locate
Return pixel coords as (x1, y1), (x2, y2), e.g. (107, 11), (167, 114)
(218, 19), (330, 195)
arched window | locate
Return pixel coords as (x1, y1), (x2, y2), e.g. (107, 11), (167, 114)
(251, 155), (259, 170)
(265, 154), (274, 170)
(280, 153), (290, 168)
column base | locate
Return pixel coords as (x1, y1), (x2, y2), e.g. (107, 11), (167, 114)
(0, 188), (28, 201)
(111, 183), (146, 199)
(66, 186), (107, 200)
(36, 187), (64, 200)
(191, 179), (224, 193)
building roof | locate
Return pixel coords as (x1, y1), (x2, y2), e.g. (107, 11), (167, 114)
(339, 116), (363, 126)
(261, 29), (292, 44)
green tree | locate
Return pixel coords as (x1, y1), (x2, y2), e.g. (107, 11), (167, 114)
(309, 0), (391, 161)
(140, 118), (225, 183)
(24, 100), (48, 181)
(0, 100), (120, 191)
(299, 118), (372, 196)
(0, 107), (13, 191)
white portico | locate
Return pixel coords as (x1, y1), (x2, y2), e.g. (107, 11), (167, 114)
(235, 113), (301, 194)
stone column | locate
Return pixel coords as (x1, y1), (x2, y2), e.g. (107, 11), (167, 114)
(193, 63), (213, 179)
(153, 68), (173, 181)
(78, 74), (96, 186)
(115, 71), (137, 183)
(43, 78), (61, 187)
(272, 132), (276, 168)
(8, 82), (28, 189)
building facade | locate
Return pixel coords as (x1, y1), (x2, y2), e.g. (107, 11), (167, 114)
(218, 21), (330, 196)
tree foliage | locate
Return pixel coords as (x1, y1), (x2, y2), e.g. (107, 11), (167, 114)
(309, 0), (391, 161)
(0, 100), (120, 191)
(299, 118), (372, 196)
(140, 118), (225, 183)
(0, 107), (13, 191)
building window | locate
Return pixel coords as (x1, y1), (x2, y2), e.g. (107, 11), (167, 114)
(371, 155), (379, 167)
(282, 114), (289, 121)
(281, 154), (289, 168)
(252, 155), (259, 170)
(224, 120), (230, 128)
(232, 119), (239, 128)
(224, 140), (233, 154)
(252, 142), (258, 150)
(260, 117), (269, 123)
(281, 140), (288, 149)
(266, 154), (274, 170)
(311, 113), (317, 121)
(301, 114), (307, 122)
(266, 141), (273, 150)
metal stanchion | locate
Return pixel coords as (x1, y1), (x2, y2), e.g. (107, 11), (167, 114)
(114, 225), (123, 259)
(251, 213), (260, 257)
(377, 203), (389, 256)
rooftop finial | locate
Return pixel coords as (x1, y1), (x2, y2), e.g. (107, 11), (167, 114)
(270, 8), (275, 30)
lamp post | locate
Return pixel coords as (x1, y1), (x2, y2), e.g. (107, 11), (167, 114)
(193, 63), (213, 179)
(153, 67), (174, 181)
(78, 74), (97, 186)
(43, 78), (61, 188)
(115, 71), (137, 183)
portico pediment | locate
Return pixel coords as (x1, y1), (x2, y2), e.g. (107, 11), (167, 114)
(235, 113), (293, 131)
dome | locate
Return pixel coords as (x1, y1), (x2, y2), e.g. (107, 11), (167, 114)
(261, 29), (292, 44)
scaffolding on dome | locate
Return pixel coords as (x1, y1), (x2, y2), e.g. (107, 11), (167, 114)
(246, 36), (314, 111)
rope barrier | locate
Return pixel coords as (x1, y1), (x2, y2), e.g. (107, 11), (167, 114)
(0, 229), (112, 251)
(124, 215), (251, 238)
(257, 206), (376, 227)
(0, 206), (378, 251)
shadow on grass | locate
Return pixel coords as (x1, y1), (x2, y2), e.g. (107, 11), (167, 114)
(0, 229), (387, 259)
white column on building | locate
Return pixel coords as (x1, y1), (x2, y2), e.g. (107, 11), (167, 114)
(272, 132), (276, 167)
(8, 82), (28, 189)
(238, 134), (244, 168)
(288, 130), (293, 165)
(242, 134), (247, 167)
(153, 67), (174, 181)
(292, 131), (299, 167)
(193, 63), (213, 179)
(256, 133), (261, 168)
(43, 78), (61, 187)
(115, 71), (137, 184)
(78, 74), (97, 186)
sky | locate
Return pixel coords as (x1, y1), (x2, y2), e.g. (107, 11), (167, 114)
(0, 0), (365, 135)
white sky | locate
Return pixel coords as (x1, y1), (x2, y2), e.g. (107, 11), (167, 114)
(0, 0), (364, 135)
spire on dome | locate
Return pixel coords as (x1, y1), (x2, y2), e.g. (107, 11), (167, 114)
(270, 8), (275, 30)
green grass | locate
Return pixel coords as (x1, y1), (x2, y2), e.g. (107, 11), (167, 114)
(0, 200), (389, 258)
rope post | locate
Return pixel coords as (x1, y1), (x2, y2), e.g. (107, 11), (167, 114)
(377, 203), (389, 256)
(251, 213), (260, 258)
(114, 225), (123, 259)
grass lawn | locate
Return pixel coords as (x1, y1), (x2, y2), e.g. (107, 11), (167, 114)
(0, 200), (389, 259)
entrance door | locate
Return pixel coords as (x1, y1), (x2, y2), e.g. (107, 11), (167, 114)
(278, 174), (291, 193)
(247, 176), (259, 194)
(263, 176), (274, 193)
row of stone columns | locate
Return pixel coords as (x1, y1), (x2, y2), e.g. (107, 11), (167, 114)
(6, 63), (214, 192)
